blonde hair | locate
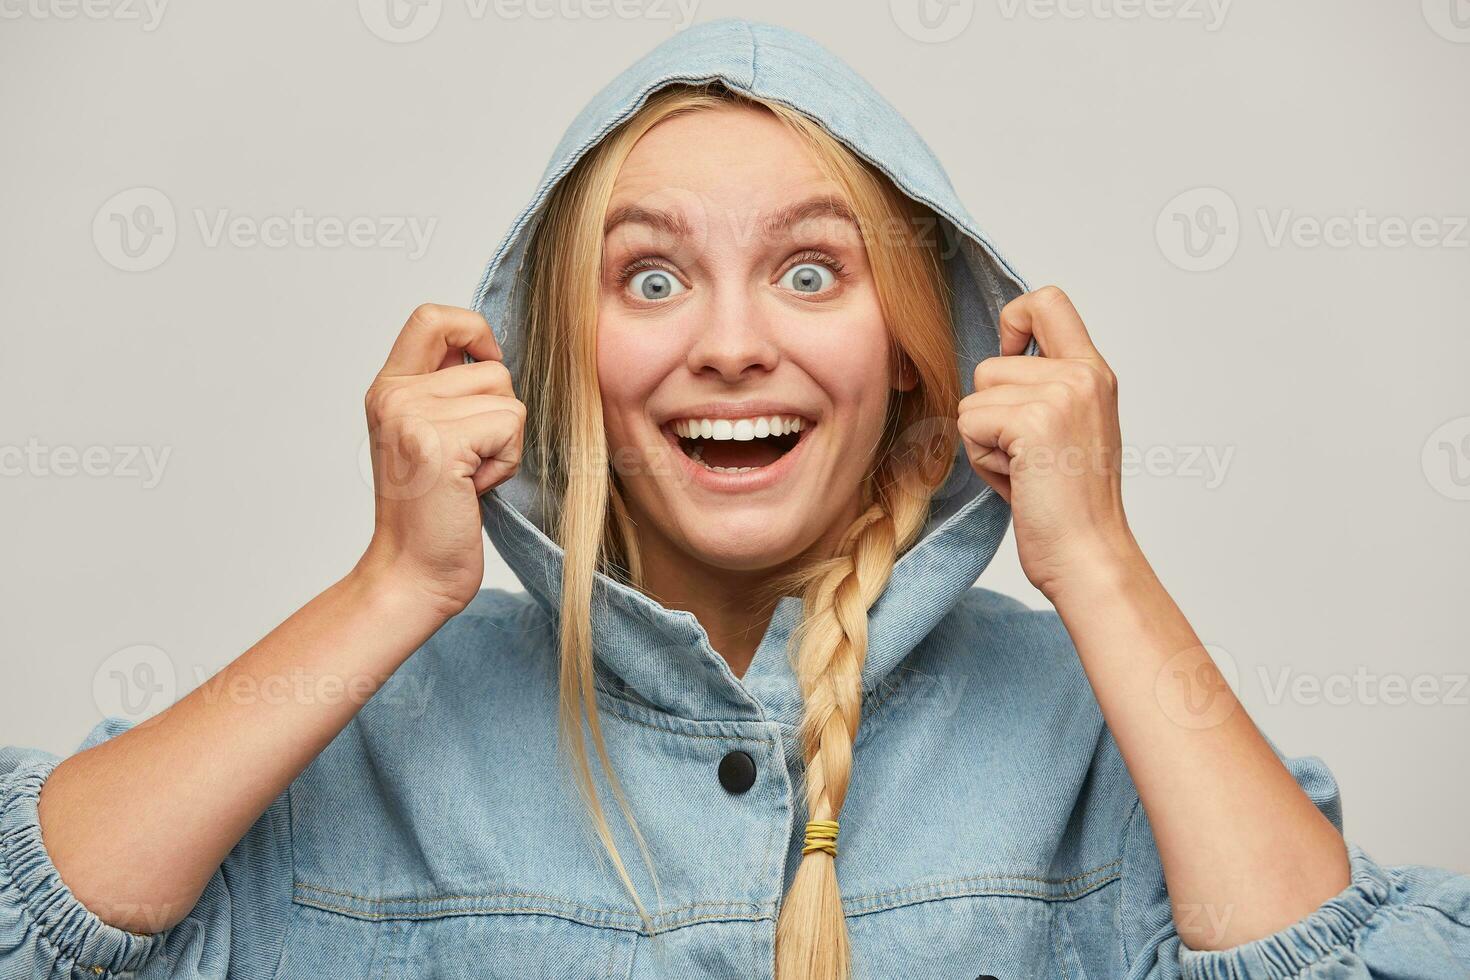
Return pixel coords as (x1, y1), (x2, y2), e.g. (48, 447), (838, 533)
(518, 82), (961, 980)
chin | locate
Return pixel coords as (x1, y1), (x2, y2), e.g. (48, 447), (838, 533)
(673, 511), (813, 572)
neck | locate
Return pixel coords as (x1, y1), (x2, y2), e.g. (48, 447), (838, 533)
(623, 493), (865, 681)
(633, 542), (782, 680)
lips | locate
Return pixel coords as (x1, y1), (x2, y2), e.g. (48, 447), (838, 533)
(672, 420), (803, 471)
(658, 417), (816, 491)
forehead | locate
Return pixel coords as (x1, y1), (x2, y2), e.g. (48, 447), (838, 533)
(608, 103), (847, 227)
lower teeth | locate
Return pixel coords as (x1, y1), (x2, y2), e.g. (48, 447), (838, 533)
(688, 445), (763, 473)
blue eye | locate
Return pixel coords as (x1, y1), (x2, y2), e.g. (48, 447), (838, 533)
(627, 268), (685, 301)
(780, 262), (835, 294)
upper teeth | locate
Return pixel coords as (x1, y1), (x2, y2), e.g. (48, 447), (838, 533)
(672, 415), (806, 440)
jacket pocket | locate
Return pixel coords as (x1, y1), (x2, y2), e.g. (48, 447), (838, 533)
(287, 884), (638, 980)
(842, 876), (1119, 980)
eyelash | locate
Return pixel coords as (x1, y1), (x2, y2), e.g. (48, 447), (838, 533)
(612, 249), (851, 290)
(783, 249), (850, 285)
(614, 255), (677, 288)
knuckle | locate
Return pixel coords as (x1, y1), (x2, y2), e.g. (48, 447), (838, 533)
(407, 302), (444, 333)
(1023, 400), (1057, 430)
(1068, 364), (1102, 396)
(374, 385), (414, 420)
(1033, 284), (1069, 307)
(364, 381), (391, 419)
(1043, 380), (1073, 404)
(483, 359), (512, 389)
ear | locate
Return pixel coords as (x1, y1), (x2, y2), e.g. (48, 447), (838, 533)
(891, 350), (919, 392)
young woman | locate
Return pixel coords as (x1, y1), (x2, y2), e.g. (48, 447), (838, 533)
(3, 18), (1466, 980)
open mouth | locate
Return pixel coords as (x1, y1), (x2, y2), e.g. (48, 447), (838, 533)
(666, 415), (812, 473)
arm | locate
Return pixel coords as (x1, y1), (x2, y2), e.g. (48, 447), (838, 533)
(34, 566), (449, 935)
(1118, 750), (1470, 978)
(960, 285), (1350, 950)
(1054, 543), (1349, 948)
(4, 303), (523, 960)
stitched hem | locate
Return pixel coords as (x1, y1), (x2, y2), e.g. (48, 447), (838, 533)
(0, 759), (160, 976)
(1178, 844), (1392, 980)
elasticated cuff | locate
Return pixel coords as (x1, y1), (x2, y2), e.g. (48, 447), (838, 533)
(1178, 844), (1393, 980)
(0, 759), (160, 976)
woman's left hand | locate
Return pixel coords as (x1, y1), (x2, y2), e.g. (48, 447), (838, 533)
(958, 285), (1141, 603)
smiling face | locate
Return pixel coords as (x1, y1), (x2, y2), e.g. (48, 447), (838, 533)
(597, 103), (915, 576)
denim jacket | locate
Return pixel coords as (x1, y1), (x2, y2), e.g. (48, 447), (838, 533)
(3, 18), (1468, 980)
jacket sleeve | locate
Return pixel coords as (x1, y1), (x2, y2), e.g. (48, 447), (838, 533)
(0, 717), (294, 979)
(1118, 750), (1470, 979)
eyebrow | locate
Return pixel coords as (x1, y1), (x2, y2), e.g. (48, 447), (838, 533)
(760, 196), (860, 237)
(603, 203), (692, 240)
(602, 195), (860, 241)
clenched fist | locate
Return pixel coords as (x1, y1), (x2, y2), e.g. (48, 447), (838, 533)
(959, 286), (1138, 603)
(356, 303), (525, 617)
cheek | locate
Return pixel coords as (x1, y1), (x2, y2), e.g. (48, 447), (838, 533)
(798, 309), (894, 422)
(596, 311), (675, 449)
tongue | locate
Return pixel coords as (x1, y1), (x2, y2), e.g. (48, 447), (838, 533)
(699, 439), (784, 469)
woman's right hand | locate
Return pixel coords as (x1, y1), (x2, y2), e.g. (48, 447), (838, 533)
(356, 303), (525, 619)
(27, 305), (522, 938)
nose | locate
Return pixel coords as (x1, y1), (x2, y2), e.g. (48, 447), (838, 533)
(685, 287), (781, 382)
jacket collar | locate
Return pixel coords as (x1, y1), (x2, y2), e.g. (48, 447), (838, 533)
(480, 470), (1015, 727)
(472, 18), (1035, 727)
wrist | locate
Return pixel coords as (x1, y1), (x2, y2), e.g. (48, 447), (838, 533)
(1041, 528), (1154, 609)
(346, 553), (467, 630)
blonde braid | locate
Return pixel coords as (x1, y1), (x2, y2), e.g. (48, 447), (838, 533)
(773, 473), (933, 980)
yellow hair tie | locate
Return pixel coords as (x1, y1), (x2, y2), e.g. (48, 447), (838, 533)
(802, 819), (840, 858)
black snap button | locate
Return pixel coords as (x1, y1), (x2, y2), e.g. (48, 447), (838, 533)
(718, 750), (756, 794)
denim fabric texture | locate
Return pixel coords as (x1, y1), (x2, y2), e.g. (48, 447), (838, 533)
(3, 17), (1468, 980)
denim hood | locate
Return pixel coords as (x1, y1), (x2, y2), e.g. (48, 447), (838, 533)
(470, 18), (1037, 727)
